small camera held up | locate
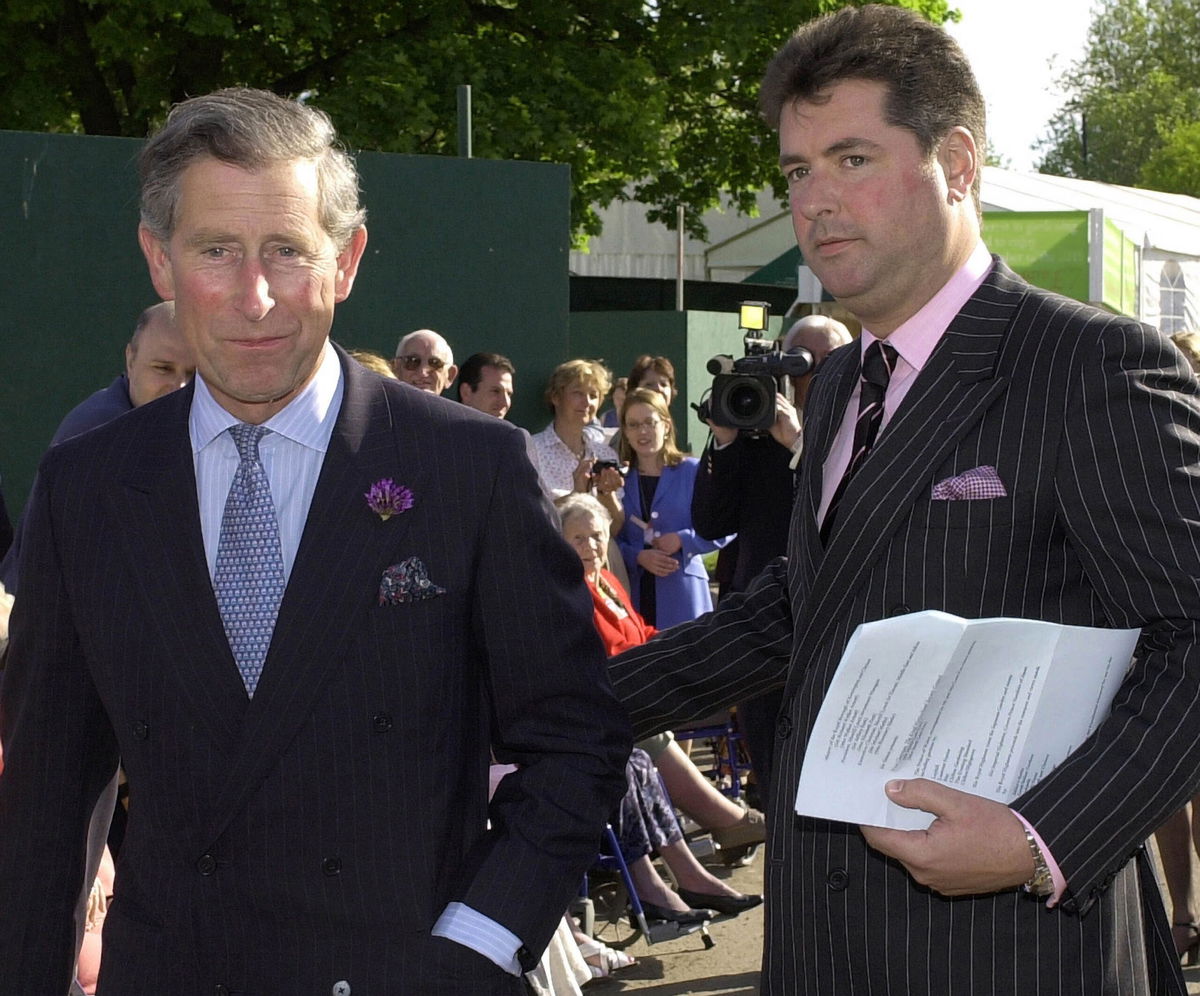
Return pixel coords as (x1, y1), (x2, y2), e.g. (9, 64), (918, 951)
(694, 302), (813, 433)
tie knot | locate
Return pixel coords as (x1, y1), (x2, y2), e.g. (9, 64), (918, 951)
(228, 423), (270, 462)
(862, 340), (897, 390)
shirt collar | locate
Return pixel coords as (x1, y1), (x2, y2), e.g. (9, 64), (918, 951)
(189, 340), (344, 454)
(860, 240), (993, 372)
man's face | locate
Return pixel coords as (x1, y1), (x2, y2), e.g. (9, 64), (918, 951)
(124, 316), (197, 408)
(461, 365), (514, 419)
(394, 334), (457, 394)
(779, 78), (971, 334)
(138, 156), (367, 424)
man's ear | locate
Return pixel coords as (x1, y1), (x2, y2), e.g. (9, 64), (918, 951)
(334, 226), (369, 303)
(447, 364), (460, 385)
(938, 127), (978, 205)
(138, 224), (176, 301)
(124, 342), (136, 378)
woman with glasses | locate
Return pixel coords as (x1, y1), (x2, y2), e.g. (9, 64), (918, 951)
(616, 389), (732, 628)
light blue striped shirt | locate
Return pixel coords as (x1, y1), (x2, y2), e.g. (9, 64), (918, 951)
(190, 341), (343, 579)
(190, 341), (522, 975)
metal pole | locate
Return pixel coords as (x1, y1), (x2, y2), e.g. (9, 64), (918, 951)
(457, 85), (473, 158)
(676, 204), (685, 311)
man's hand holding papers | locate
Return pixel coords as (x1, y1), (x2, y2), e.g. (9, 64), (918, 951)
(860, 778), (1034, 896)
(796, 611), (1139, 897)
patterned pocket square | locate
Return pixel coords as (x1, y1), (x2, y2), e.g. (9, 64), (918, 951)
(930, 465), (1008, 501)
(378, 557), (447, 605)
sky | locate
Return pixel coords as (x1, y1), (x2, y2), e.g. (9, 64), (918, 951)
(945, 0), (1100, 171)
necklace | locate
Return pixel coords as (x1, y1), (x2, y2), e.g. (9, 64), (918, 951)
(595, 575), (629, 618)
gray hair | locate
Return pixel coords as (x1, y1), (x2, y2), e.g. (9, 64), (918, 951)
(138, 87), (366, 249)
(395, 329), (455, 366)
(556, 493), (612, 533)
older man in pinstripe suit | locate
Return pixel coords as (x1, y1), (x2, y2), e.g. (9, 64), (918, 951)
(610, 6), (1200, 995)
(0, 88), (630, 995)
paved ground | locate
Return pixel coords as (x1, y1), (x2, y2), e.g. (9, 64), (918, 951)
(584, 835), (1200, 995)
(584, 845), (763, 995)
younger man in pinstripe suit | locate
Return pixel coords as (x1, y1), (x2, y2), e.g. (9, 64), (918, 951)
(610, 6), (1200, 994)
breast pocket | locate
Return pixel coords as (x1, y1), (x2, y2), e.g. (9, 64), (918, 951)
(923, 495), (1016, 531)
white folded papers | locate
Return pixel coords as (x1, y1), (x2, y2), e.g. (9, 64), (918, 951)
(794, 611), (1138, 830)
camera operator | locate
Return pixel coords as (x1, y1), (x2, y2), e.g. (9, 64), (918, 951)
(691, 313), (851, 807)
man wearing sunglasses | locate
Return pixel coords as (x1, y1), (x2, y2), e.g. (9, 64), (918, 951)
(393, 328), (458, 395)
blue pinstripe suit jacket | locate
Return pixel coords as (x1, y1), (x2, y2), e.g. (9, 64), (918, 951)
(611, 259), (1200, 995)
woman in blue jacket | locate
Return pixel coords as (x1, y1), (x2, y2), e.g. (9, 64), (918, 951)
(616, 388), (732, 628)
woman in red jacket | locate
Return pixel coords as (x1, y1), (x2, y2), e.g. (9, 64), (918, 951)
(557, 494), (761, 922)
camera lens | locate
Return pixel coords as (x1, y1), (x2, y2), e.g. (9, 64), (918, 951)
(729, 384), (763, 419)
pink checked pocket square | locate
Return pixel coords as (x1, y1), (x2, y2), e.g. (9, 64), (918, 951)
(378, 557), (447, 605)
(930, 465), (1008, 501)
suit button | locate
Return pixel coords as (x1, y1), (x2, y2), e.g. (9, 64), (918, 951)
(196, 853), (217, 876)
(332, 982), (351, 996)
(322, 856), (342, 876)
(372, 712), (393, 733)
(827, 868), (849, 891)
(776, 715), (793, 739)
(132, 720), (149, 740)
(888, 604), (911, 617)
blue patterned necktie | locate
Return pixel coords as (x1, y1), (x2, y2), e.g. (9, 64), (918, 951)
(820, 340), (898, 544)
(213, 423), (286, 697)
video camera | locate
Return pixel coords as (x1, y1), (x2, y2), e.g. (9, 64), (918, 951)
(694, 302), (813, 433)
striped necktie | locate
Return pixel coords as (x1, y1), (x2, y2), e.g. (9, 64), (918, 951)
(212, 423), (286, 697)
(820, 340), (898, 544)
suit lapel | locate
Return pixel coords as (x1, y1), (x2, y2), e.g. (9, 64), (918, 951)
(202, 351), (428, 843)
(115, 384), (250, 743)
(789, 262), (1028, 681)
(797, 341), (859, 536)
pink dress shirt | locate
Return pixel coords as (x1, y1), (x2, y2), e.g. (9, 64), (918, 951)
(816, 240), (1067, 905)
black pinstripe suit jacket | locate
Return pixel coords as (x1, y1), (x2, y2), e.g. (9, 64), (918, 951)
(0, 349), (631, 995)
(610, 258), (1200, 995)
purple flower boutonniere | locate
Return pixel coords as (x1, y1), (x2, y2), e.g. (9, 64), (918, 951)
(365, 478), (414, 521)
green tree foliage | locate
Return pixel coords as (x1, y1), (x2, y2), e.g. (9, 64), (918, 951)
(1035, 0), (1200, 197)
(0, 0), (951, 241)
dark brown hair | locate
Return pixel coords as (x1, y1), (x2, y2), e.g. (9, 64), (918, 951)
(760, 4), (986, 210)
(627, 355), (676, 394)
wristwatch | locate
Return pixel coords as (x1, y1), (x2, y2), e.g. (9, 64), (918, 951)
(1023, 828), (1054, 897)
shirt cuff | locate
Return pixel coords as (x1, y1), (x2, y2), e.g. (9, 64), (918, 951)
(1010, 810), (1067, 907)
(431, 902), (523, 976)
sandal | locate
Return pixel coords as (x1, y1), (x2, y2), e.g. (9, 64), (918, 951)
(576, 938), (636, 978)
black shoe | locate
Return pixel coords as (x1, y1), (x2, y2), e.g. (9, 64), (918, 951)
(636, 901), (716, 926)
(676, 889), (763, 916)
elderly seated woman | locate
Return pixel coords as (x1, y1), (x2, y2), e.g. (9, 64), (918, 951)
(557, 494), (762, 922)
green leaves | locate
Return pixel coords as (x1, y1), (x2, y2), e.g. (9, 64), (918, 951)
(0, 0), (947, 240)
(1035, 0), (1200, 197)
